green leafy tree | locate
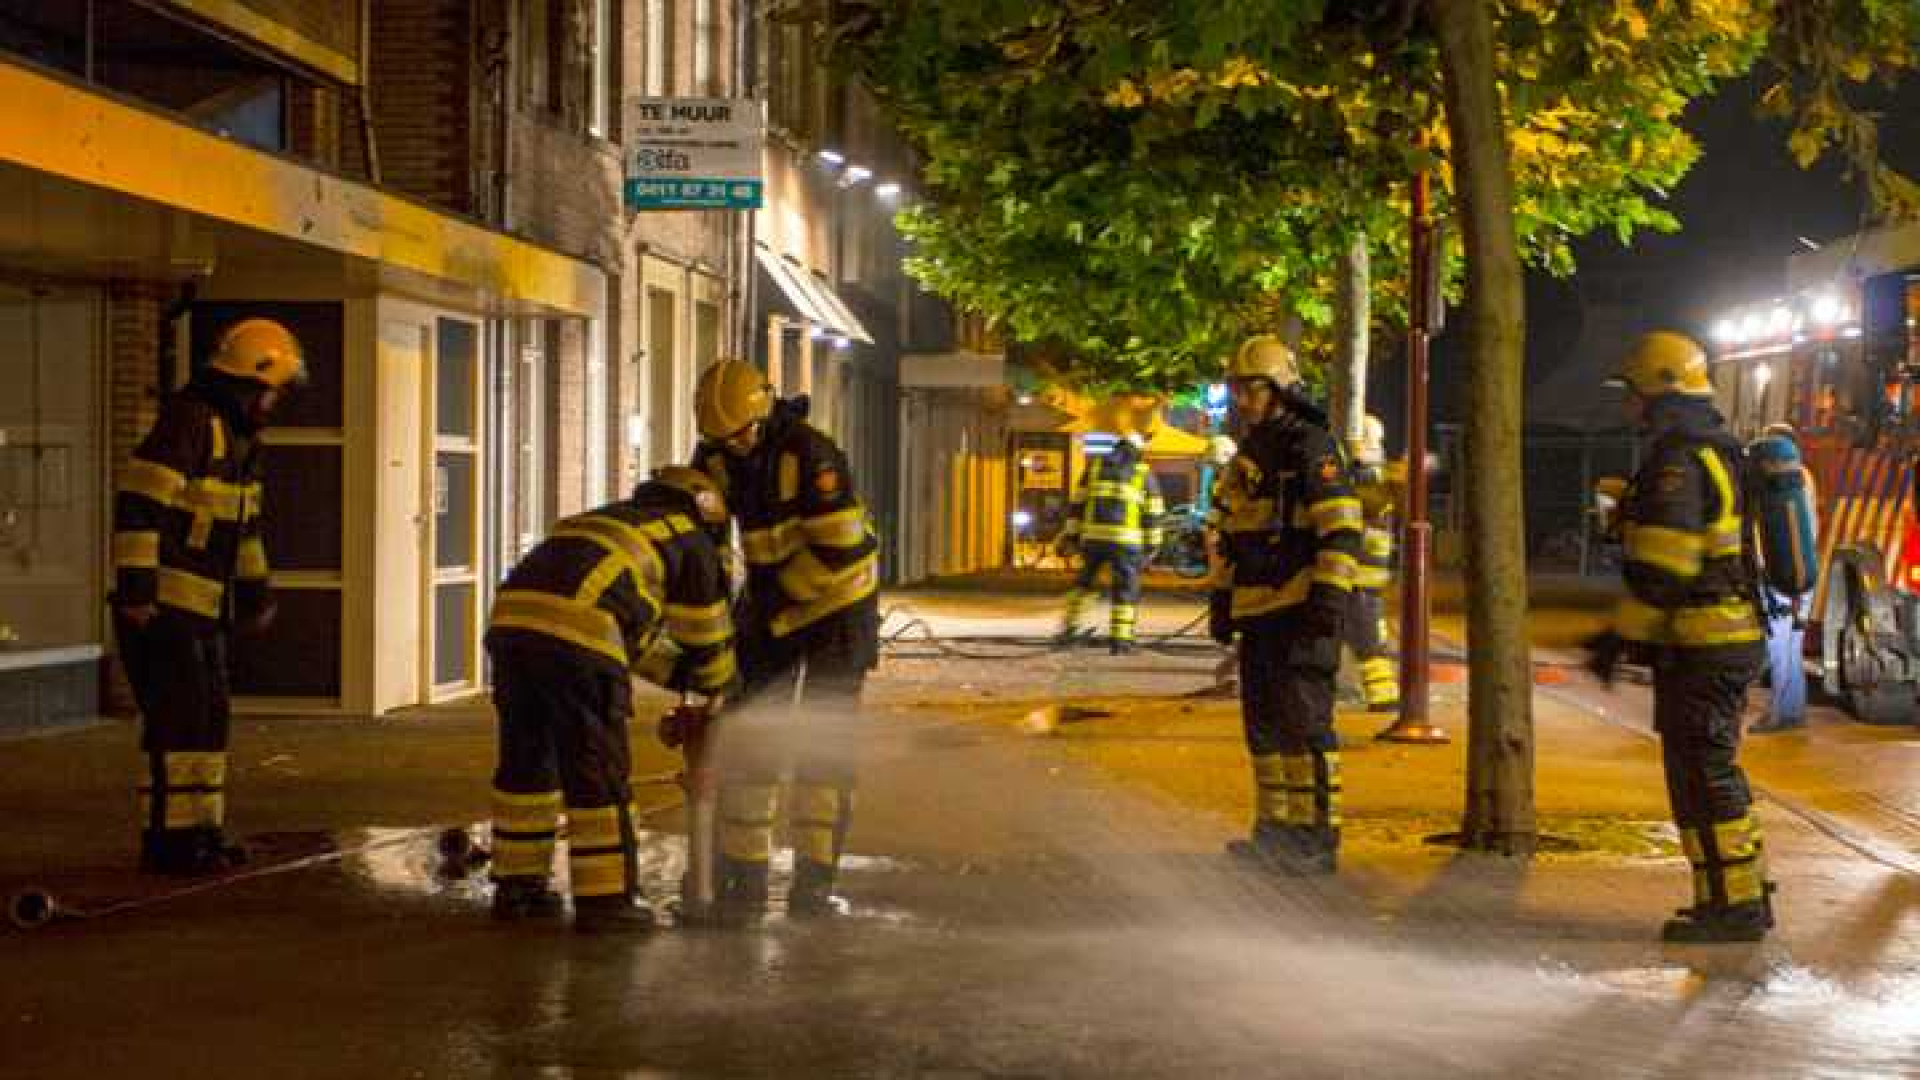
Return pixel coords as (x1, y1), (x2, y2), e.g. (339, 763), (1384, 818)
(838, 0), (1919, 853)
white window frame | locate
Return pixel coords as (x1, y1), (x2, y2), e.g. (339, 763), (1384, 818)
(588, 0), (613, 137)
(693, 0), (715, 95)
(645, 0), (674, 98)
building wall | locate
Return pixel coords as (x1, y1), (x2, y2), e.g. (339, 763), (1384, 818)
(368, 0), (472, 208)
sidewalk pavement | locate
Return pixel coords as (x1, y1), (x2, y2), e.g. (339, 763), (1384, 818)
(1, 583), (1912, 981)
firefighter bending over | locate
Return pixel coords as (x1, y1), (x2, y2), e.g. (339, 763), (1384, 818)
(1056, 430), (1165, 654)
(691, 359), (881, 920)
(112, 318), (305, 876)
(1210, 336), (1363, 875)
(1586, 331), (1773, 943)
(485, 467), (738, 934)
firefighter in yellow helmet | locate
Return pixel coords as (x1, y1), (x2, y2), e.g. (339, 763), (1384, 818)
(689, 359), (880, 920)
(484, 466), (739, 933)
(1210, 335), (1363, 874)
(1586, 330), (1772, 943)
(110, 317), (306, 875)
(1344, 415), (1402, 716)
(1056, 422), (1166, 655)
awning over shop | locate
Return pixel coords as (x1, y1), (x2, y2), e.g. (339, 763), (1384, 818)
(0, 59), (600, 317)
(755, 244), (874, 345)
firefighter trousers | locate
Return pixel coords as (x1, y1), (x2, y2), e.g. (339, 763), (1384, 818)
(115, 610), (233, 854)
(718, 607), (873, 904)
(1654, 651), (1770, 911)
(1343, 587), (1399, 710)
(488, 643), (638, 901)
(1238, 618), (1342, 843)
(1063, 542), (1144, 642)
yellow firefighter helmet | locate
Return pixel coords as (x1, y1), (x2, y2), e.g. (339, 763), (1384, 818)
(1226, 335), (1301, 388)
(209, 318), (307, 389)
(694, 359), (773, 440)
(1607, 331), (1713, 399)
(648, 465), (730, 526)
(1354, 413), (1387, 467)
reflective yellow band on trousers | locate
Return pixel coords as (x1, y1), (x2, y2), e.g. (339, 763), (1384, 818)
(1253, 753), (1288, 823)
(139, 751), (228, 828)
(158, 567), (225, 617)
(566, 804), (630, 898)
(489, 589), (628, 664)
(1282, 754), (1317, 825)
(719, 783), (779, 862)
(790, 784), (847, 866)
(491, 788), (562, 877)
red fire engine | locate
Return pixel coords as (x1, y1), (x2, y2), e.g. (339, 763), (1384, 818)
(1709, 226), (1920, 724)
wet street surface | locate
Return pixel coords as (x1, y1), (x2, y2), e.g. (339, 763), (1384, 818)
(6, 597), (1920, 1077)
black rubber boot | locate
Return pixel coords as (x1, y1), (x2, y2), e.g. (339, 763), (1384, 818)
(787, 859), (850, 919)
(1226, 823), (1336, 876)
(141, 828), (244, 876)
(491, 876), (566, 921)
(714, 856), (770, 926)
(1661, 899), (1772, 943)
(1109, 638), (1137, 657)
(572, 894), (657, 935)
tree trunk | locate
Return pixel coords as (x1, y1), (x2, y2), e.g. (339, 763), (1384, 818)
(1330, 234), (1371, 450)
(1431, 0), (1536, 856)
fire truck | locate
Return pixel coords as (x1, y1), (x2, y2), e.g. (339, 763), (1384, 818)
(1708, 224), (1920, 724)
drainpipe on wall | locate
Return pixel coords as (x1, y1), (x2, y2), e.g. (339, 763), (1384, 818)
(358, 0), (381, 184)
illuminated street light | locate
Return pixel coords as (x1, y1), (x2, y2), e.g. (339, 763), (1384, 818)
(1767, 307), (1792, 335)
(818, 149), (845, 165)
(875, 181), (902, 199)
(1812, 294), (1844, 325)
(1711, 319), (1738, 344)
(844, 165), (873, 185)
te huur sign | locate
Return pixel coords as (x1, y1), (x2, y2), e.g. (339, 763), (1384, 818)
(624, 97), (765, 210)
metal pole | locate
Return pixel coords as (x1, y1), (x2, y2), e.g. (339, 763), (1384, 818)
(1379, 168), (1449, 744)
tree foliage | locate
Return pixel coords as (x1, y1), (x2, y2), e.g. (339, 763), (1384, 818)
(834, 0), (1777, 391)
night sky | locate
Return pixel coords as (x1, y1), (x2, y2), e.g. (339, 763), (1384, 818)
(1399, 72), (1920, 434)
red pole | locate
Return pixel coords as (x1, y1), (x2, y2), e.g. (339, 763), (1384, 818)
(1379, 168), (1449, 744)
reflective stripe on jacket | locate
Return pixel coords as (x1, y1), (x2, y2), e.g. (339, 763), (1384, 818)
(1062, 453), (1165, 549)
(112, 385), (268, 626)
(1213, 414), (1363, 620)
(486, 497), (738, 694)
(693, 407), (878, 640)
(1614, 403), (1763, 651)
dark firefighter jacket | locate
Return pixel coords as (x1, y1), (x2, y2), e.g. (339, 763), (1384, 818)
(112, 372), (272, 628)
(485, 489), (739, 695)
(692, 398), (878, 640)
(1063, 443), (1166, 551)
(1211, 408), (1365, 622)
(1613, 396), (1764, 657)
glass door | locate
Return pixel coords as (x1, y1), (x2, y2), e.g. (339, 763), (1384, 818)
(429, 317), (483, 698)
